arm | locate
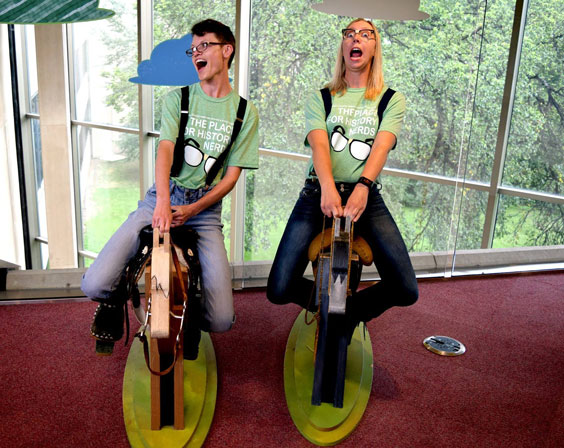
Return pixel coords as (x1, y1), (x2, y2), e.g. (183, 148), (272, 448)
(308, 129), (343, 218)
(343, 130), (396, 222)
(170, 165), (242, 227)
(152, 139), (174, 233)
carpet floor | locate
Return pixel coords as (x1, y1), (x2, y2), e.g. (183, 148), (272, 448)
(0, 271), (563, 447)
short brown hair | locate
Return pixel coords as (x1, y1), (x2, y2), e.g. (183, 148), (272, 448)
(191, 19), (236, 68)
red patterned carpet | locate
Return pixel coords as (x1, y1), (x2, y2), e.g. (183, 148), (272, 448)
(0, 271), (563, 447)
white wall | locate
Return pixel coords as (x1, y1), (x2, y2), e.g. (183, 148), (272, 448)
(0, 26), (25, 268)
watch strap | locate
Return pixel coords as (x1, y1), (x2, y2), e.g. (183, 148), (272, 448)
(357, 176), (373, 188)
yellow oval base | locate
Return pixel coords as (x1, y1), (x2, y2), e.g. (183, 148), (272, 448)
(284, 310), (373, 446)
(123, 333), (217, 448)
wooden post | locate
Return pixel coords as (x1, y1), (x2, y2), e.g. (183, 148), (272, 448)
(172, 262), (185, 430)
(146, 267), (161, 430)
(151, 230), (171, 338)
(146, 232), (186, 430)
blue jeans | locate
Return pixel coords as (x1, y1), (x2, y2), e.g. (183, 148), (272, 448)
(267, 180), (418, 320)
(81, 181), (234, 333)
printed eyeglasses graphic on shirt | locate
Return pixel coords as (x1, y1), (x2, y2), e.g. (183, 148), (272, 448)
(330, 126), (374, 161)
(184, 138), (217, 173)
(186, 41), (228, 57)
(341, 28), (375, 41)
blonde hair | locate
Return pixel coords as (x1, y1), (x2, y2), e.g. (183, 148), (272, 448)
(325, 19), (384, 100)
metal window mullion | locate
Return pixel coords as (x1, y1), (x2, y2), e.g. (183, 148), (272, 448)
(230, 0), (252, 268)
(498, 186), (564, 205)
(138, 0), (154, 197)
(34, 235), (48, 244)
(259, 147), (563, 206)
(66, 23), (86, 267)
(481, 0), (529, 248)
(14, 25), (42, 268)
(70, 119), (140, 135)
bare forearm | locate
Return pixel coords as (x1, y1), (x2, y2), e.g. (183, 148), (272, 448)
(155, 140), (174, 204)
(307, 129), (343, 217)
(308, 129), (335, 187)
(190, 166), (241, 214)
(360, 131), (396, 181)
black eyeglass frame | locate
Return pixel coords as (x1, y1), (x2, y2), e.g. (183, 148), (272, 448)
(186, 41), (228, 57)
(341, 28), (375, 40)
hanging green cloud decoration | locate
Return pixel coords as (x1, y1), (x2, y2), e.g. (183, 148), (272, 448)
(0, 0), (114, 24)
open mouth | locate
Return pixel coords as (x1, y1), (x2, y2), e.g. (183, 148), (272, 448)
(350, 47), (363, 59)
(195, 59), (208, 69)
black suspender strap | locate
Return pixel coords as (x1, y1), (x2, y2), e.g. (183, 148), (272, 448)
(320, 87), (396, 127)
(321, 87), (332, 119)
(170, 85), (190, 178)
(321, 86), (396, 128)
(205, 96), (247, 187)
(377, 87), (397, 149)
(377, 87), (395, 127)
(310, 86), (397, 177)
(309, 88), (332, 177)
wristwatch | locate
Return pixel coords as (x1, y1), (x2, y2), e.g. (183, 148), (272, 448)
(356, 176), (373, 188)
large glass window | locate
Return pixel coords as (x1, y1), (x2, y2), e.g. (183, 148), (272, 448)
(497, 0), (564, 247)
(494, 196), (564, 248)
(71, 1), (139, 265)
(245, 0), (502, 260)
(14, 0), (563, 272)
(244, 156), (308, 261)
(76, 127), (140, 265)
(152, 0), (236, 131)
(383, 0), (506, 180)
(72, 1), (138, 127)
(463, 0), (515, 184)
(380, 178), (488, 252)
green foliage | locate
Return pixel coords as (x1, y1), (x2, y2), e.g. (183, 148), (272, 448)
(82, 159), (140, 253)
(98, 0), (564, 258)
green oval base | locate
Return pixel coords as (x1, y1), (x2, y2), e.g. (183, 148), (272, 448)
(123, 333), (217, 448)
(284, 310), (373, 446)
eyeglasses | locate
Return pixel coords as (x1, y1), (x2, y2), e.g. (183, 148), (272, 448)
(186, 41), (227, 57)
(184, 138), (217, 173)
(342, 28), (375, 41)
(331, 126), (374, 161)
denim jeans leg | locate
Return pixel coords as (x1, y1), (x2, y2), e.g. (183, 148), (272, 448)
(81, 183), (166, 300)
(354, 189), (418, 318)
(267, 183), (324, 308)
(81, 205), (153, 300)
(186, 200), (234, 333)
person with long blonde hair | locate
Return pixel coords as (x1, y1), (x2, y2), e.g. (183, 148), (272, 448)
(267, 18), (418, 333)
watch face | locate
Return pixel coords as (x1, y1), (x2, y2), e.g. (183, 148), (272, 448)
(423, 335), (466, 356)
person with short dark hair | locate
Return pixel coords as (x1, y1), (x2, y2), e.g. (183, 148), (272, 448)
(191, 18), (236, 68)
(82, 18), (259, 350)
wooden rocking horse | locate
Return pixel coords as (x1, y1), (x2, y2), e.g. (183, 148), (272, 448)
(122, 226), (217, 448)
(284, 217), (375, 446)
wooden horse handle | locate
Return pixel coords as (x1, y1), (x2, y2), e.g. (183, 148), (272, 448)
(153, 227), (171, 251)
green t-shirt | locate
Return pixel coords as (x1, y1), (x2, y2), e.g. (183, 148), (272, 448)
(304, 86), (406, 183)
(159, 83), (259, 189)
